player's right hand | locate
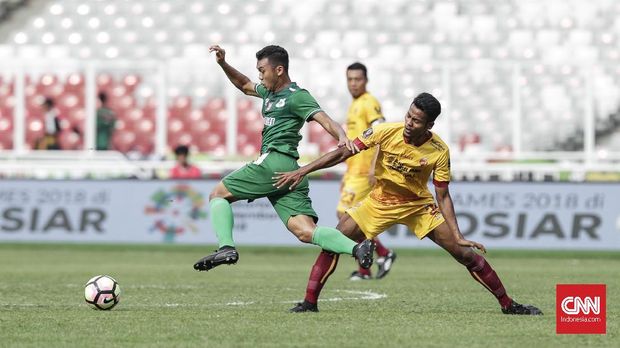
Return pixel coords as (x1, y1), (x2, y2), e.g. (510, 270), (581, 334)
(457, 238), (487, 254)
(209, 45), (226, 64)
(273, 170), (305, 190)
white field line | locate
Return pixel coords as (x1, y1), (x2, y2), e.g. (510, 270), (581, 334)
(0, 289), (386, 308)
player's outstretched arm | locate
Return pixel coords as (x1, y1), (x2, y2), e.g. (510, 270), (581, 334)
(273, 146), (355, 190)
(311, 112), (358, 154)
(209, 45), (258, 97)
(435, 186), (487, 253)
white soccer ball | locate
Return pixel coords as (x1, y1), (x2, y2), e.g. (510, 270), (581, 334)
(84, 275), (121, 310)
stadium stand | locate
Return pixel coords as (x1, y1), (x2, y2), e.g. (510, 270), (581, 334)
(0, 0), (619, 178)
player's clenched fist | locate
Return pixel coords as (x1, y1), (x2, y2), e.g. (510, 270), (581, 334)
(209, 45), (226, 64)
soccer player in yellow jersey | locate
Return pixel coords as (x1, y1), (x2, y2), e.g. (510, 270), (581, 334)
(339, 63), (396, 281)
(277, 93), (542, 315)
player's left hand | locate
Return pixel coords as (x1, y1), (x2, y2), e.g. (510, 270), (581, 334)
(338, 137), (360, 154)
(457, 238), (487, 254)
(273, 170), (305, 190)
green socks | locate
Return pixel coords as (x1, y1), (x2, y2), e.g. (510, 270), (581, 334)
(209, 198), (355, 254)
(209, 197), (235, 248)
(311, 226), (356, 255)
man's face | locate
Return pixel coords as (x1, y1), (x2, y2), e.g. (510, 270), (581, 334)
(176, 153), (187, 165)
(346, 69), (367, 98)
(257, 58), (281, 91)
(403, 104), (431, 140)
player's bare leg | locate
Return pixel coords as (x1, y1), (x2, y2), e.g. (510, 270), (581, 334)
(427, 222), (542, 315)
(194, 182), (240, 271)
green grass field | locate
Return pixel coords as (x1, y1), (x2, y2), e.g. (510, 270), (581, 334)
(0, 243), (617, 347)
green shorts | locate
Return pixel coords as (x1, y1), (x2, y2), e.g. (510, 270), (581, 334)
(222, 151), (318, 225)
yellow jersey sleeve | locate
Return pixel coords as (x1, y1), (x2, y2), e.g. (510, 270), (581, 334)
(353, 123), (391, 151)
(432, 148), (451, 187)
(363, 95), (384, 125)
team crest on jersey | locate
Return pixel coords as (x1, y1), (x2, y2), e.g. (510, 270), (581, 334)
(419, 158), (428, 166)
(362, 127), (373, 138)
(275, 98), (286, 108)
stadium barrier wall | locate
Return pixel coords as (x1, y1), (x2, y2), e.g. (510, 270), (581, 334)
(0, 180), (618, 250)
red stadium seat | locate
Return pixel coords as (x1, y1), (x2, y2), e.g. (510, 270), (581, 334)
(122, 74), (141, 94)
(65, 73), (85, 94)
(97, 74), (114, 93)
(111, 130), (136, 153)
(58, 130), (82, 150)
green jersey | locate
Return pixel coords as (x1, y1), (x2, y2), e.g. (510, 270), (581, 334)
(255, 82), (323, 159)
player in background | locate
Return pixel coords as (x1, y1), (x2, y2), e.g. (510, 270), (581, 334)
(170, 145), (202, 179)
(193, 45), (373, 272)
(276, 93), (543, 315)
(338, 63), (396, 280)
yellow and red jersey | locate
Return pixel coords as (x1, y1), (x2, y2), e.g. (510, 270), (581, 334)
(352, 122), (450, 206)
(344, 92), (384, 176)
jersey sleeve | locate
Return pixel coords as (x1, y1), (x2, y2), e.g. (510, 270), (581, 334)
(352, 123), (387, 151)
(432, 148), (451, 187)
(365, 97), (384, 124)
(255, 84), (269, 99)
(290, 90), (323, 121)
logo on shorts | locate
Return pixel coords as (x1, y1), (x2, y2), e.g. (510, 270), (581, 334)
(556, 284), (606, 334)
(362, 127), (373, 138)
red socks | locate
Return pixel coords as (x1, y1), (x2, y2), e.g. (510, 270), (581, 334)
(373, 238), (390, 257)
(466, 254), (513, 309)
(305, 250), (340, 304)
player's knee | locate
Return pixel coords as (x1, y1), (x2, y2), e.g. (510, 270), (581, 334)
(296, 230), (314, 244)
(209, 183), (227, 201)
(453, 246), (476, 265)
(288, 225), (313, 243)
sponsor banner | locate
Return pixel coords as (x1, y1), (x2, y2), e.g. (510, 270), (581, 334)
(0, 180), (619, 249)
(556, 284), (606, 334)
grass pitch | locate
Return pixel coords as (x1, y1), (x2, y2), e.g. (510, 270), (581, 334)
(0, 243), (617, 347)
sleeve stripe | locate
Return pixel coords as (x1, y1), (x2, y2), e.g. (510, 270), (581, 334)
(304, 108), (323, 121)
(353, 138), (368, 151)
(433, 179), (449, 188)
(369, 117), (385, 126)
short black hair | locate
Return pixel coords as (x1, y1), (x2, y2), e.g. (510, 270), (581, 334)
(256, 45), (289, 72)
(174, 145), (189, 156)
(413, 92), (441, 122)
(347, 62), (368, 79)
(43, 97), (54, 108)
(98, 92), (108, 104)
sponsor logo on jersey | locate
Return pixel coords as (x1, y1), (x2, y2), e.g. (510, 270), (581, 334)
(362, 127), (373, 138)
(264, 117), (275, 126)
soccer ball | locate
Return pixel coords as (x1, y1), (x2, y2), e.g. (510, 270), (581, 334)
(84, 275), (121, 310)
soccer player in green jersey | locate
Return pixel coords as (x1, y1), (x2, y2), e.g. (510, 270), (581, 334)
(193, 45), (374, 271)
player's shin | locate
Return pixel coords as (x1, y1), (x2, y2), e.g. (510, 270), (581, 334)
(465, 253), (512, 309)
(305, 250), (339, 304)
(209, 197), (235, 248)
(311, 226), (357, 254)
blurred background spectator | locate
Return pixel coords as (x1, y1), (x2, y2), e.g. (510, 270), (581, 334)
(35, 97), (60, 150)
(96, 91), (116, 150)
(170, 144), (201, 179)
